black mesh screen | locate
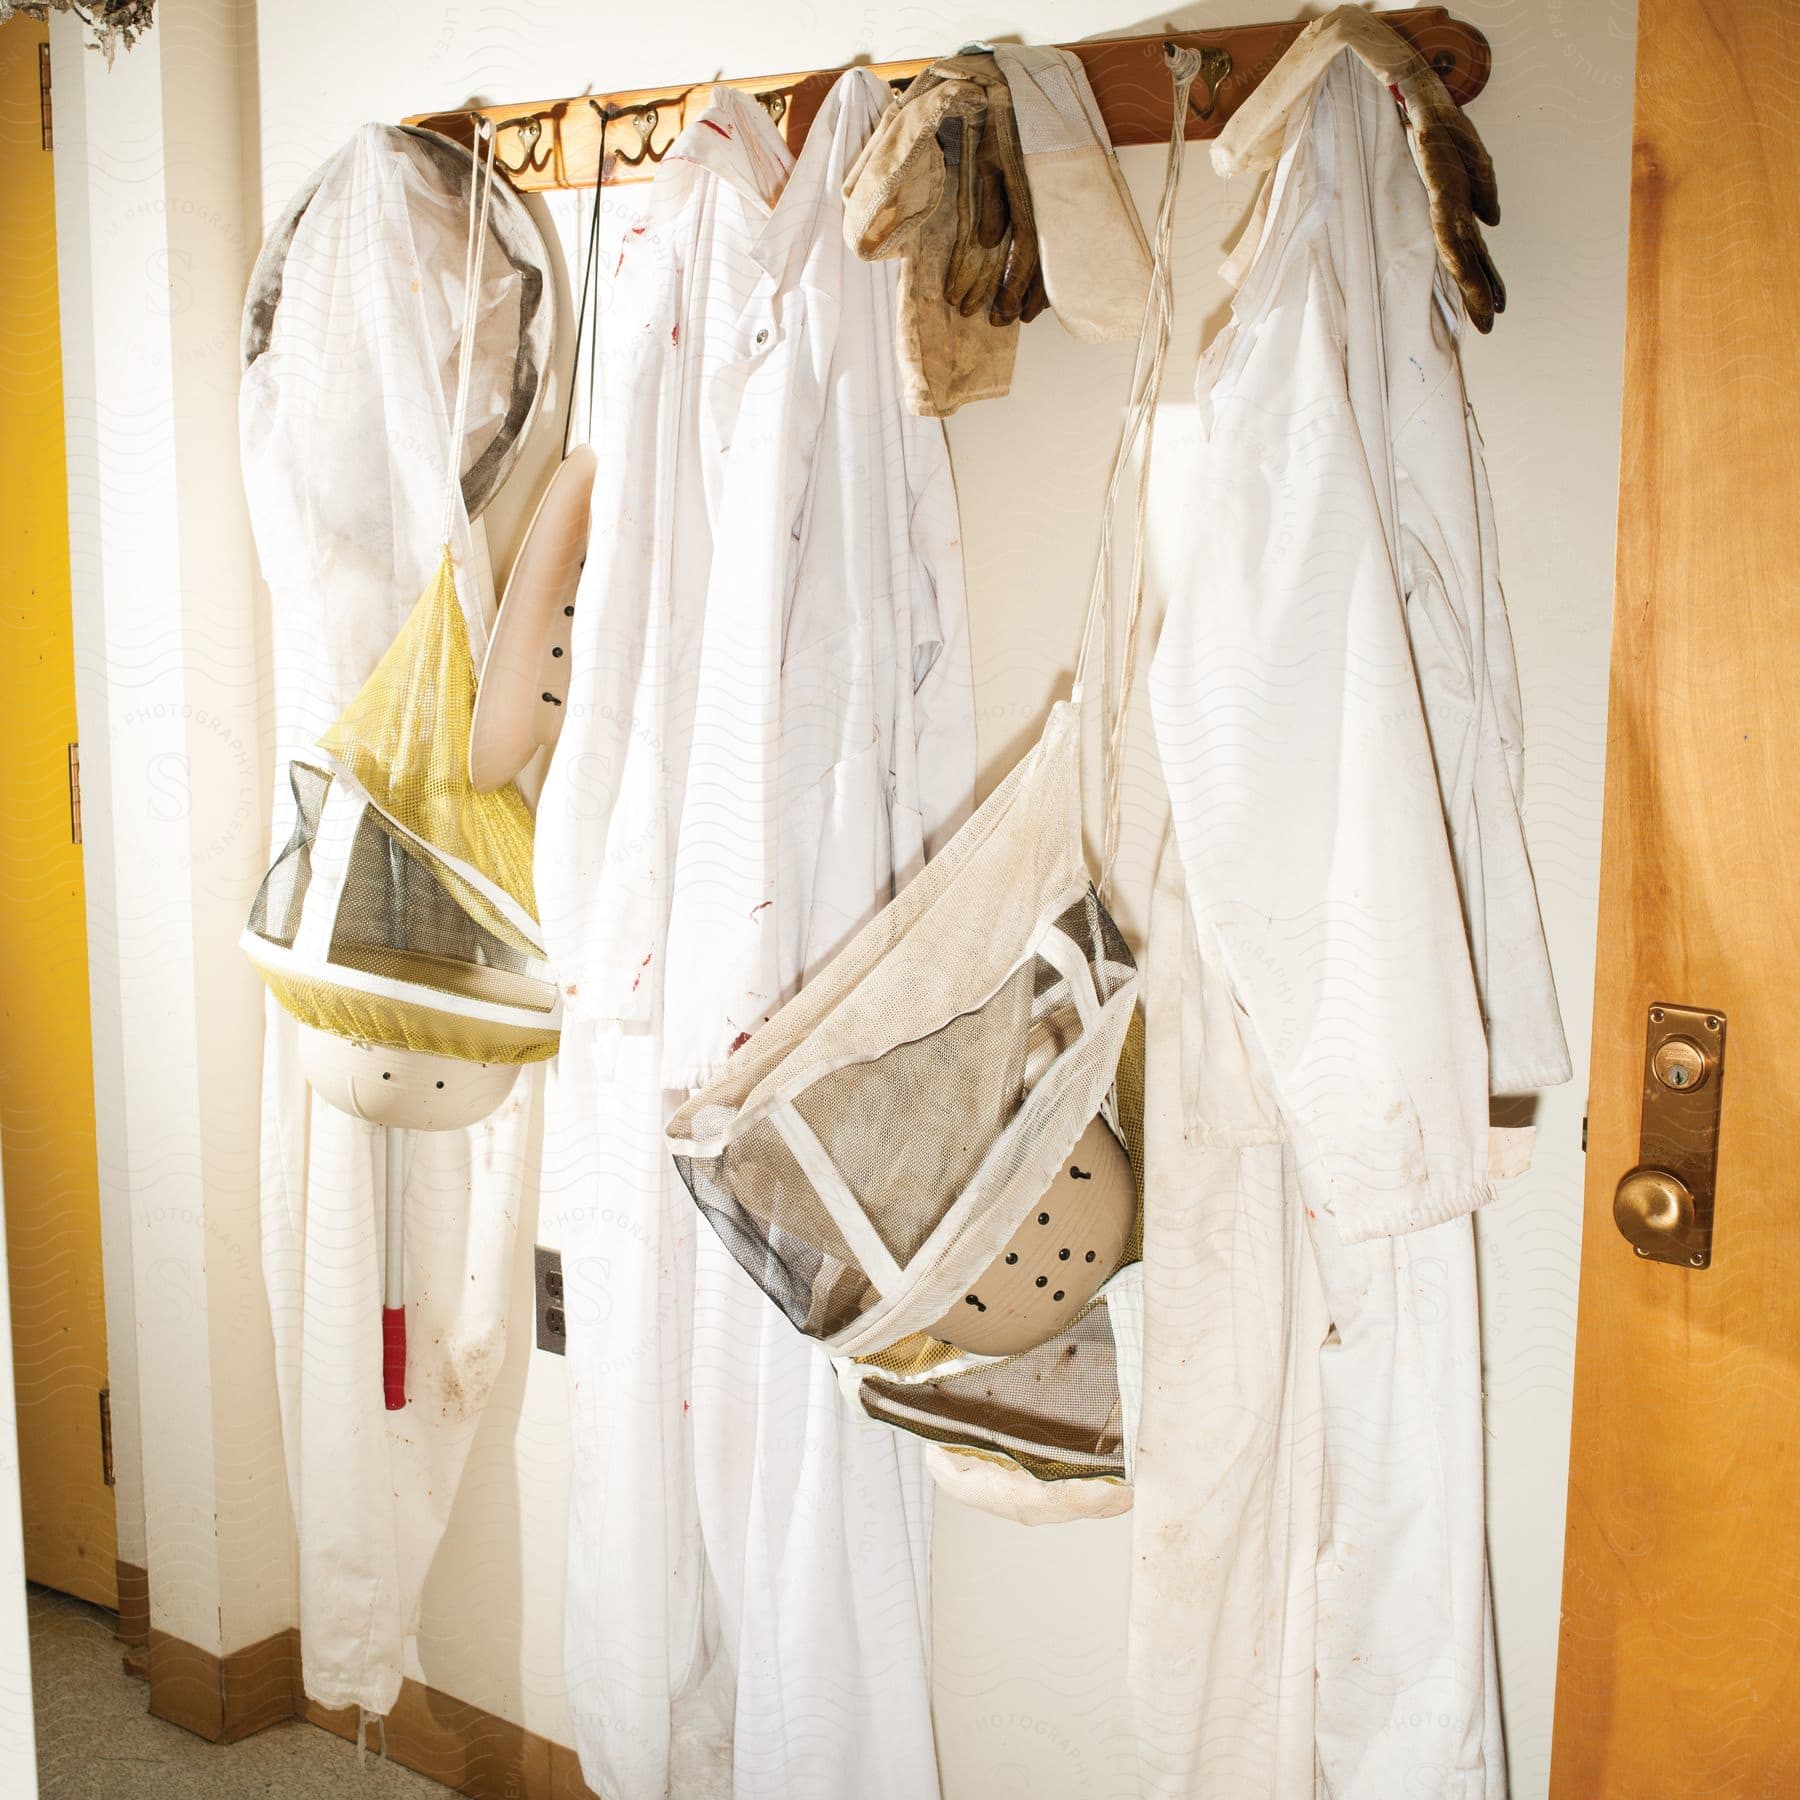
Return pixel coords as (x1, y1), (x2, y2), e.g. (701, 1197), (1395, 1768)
(328, 809), (534, 975)
(247, 762), (330, 948)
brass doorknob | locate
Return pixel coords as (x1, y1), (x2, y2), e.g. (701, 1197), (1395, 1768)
(1613, 1167), (1701, 1262)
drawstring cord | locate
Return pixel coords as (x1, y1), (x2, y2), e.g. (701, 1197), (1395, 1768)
(1072, 44), (1202, 905)
(355, 1707), (388, 1768)
(441, 119), (500, 550)
(561, 112), (609, 458)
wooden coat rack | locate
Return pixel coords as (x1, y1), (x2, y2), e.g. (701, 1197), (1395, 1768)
(405, 8), (1488, 193)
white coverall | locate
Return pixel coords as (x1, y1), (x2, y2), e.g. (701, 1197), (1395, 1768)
(534, 73), (975, 1800)
(1137, 55), (1571, 1798)
(242, 126), (533, 1716)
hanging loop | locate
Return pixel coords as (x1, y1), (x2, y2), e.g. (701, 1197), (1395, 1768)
(1072, 44), (1202, 902)
(562, 110), (609, 457)
(1167, 42), (1232, 122)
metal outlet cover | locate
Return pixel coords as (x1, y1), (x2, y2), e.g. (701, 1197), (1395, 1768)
(534, 1244), (566, 1354)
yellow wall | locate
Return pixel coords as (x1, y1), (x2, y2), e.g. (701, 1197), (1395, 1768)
(0, 13), (115, 1610)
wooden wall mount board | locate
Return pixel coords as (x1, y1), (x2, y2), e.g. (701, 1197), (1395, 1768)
(1549, 0), (1800, 1792)
(404, 8), (1489, 193)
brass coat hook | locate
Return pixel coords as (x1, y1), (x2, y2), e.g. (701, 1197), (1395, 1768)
(591, 96), (682, 168)
(494, 110), (557, 176)
(1167, 43), (1232, 121)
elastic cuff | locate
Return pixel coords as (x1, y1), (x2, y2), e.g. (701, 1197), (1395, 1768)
(1308, 1149), (1497, 1244)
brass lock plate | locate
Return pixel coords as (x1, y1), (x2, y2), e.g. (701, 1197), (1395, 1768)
(1622, 1003), (1726, 1268)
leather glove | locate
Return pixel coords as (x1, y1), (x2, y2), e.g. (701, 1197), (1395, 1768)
(1212, 6), (1505, 331)
(983, 92), (1041, 326)
(1018, 263), (1050, 325)
(940, 112), (1010, 317)
(1391, 64), (1504, 330)
(931, 51), (1043, 327)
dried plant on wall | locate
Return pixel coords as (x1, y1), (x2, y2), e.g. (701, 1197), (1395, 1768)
(0, 0), (154, 62)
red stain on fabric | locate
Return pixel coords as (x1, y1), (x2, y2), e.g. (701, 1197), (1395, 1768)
(671, 323), (680, 345)
(750, 900), (772, 918)
(728, 1031), (751, 1055)
(702, 119), (733, 139)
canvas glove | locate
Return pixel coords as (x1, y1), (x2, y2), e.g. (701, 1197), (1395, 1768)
(937, 112), (1007, 317)
(911, 50), (1047, 327)
(1389, 59), (1503, 330)
(1213, 4), (1505, 330)
(842, 65), (1021, 414)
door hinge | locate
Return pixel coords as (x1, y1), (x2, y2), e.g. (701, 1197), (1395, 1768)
(99, 1388), (115, 1487)
(39, 42), (52, 152)
(68, 742), (81, 845)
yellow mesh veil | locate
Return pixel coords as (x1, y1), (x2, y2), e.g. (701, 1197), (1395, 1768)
(242, 548), (560, 1065)
(320, 549), (538, 942)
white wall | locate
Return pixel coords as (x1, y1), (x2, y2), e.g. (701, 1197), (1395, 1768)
(52, 0), (293, 1659)
(77, 0), (1632, 1791)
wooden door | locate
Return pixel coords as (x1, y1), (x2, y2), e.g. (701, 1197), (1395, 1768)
(1550, 1), (1799, 1793)
(0, 14), (118, 1610)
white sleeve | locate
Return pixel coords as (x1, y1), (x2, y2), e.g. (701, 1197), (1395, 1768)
(1150, 244), (1495, 1243)
(902, 420), (977, 866)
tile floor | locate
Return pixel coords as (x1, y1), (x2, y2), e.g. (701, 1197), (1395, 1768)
(28, 1586), (446, 1798)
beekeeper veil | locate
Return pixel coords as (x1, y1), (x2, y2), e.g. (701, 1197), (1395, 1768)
(240, 120), (554, 1719)
(242, 121), (551, 731)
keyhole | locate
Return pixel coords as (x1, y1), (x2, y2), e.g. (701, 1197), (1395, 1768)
(1650, 1036), (1708, 1092)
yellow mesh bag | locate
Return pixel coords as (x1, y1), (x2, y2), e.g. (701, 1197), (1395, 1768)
(320, 551), (539, 946)
(242, 549), (561, 1064)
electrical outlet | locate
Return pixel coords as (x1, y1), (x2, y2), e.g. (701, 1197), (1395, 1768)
(534, 1245), (566, 1354)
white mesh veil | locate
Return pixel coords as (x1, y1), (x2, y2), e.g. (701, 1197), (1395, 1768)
(241, 122), (551, 741)
(665, 47), (1206, 1518)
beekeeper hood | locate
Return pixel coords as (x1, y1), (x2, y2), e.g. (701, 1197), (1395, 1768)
(241, 122), (561, 1127)
(241, 121), (552, 711)
(667, 47), (1210, 1524)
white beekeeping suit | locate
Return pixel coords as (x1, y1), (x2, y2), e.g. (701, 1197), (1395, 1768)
(535, 71), (974, 1800)
(241, 125), (536, 1715)
(1137, 52), (1570, 1799)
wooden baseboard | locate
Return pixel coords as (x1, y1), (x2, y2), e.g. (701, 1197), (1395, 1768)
(140, 1614), (596, 1796)
(114, 1560), (148, 1649)
(225, 1627), (308, 1743)
(304, 1682), (596, 1799)
(146, 1626), (229, 1740)
(146, 1624), (295, 1743)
